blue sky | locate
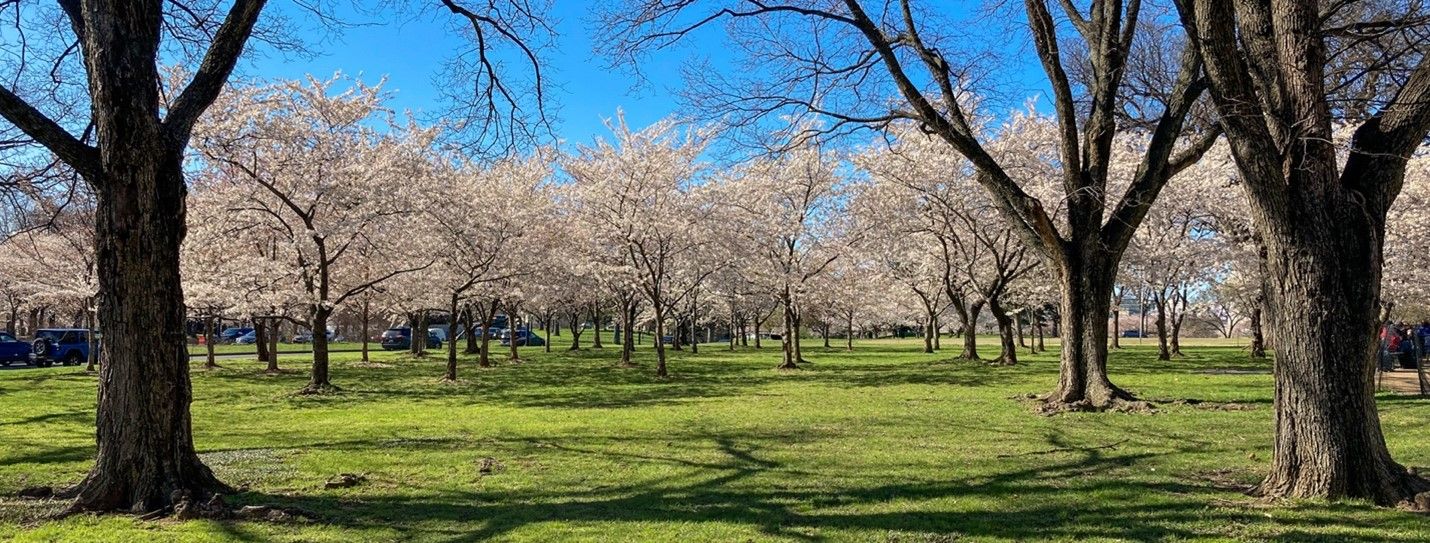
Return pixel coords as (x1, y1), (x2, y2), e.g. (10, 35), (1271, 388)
(242, 2), (1047, 148)
(244, 2), (691, 147)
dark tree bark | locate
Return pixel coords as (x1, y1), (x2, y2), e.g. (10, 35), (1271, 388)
(1249, 295), (1267, 359)
(957, 300), (984, 360)
(203, 316), (217, 369)
(0, 0), (271, 514)
(1179, 0), (1430, 504)
(255, 318), (270, 365)
(361, 299), (371, 363)
(463, 306), (479, 354)
(266, 317), (280, 373)
(988, 297), (1018, 365)
(444, 293), (460, 381)
(301, 307), (335, 394)
(590, 306), (604, 349)
(1154, 290), (1172, 361)
(567, 308), (585, 351)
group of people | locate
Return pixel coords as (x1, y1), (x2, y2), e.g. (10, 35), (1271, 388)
(1378, 321), (1428, 371)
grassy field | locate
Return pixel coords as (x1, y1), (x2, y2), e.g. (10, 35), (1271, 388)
(1, 332), (1426, 542)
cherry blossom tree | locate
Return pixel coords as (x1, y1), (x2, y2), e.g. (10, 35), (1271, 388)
(565, 113), (714, 377)
(192, 76), (436, 394)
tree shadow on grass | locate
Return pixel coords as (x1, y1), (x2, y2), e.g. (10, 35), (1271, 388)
(213, 432), (1426, 543)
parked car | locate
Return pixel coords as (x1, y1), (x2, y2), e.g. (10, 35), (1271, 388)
(235, 330), (258, 345)
(0, 331), (32, 366)
(380, 327), (442, 350)
(219, 327), (254, 343)
(499, 329), (545, 347)
(292, 329), (338, 343)
(30, 328), (99, 368)
(1121, 329), (1146, 338)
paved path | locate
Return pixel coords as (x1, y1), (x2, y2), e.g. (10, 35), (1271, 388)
(1380, 369), (1428, 394)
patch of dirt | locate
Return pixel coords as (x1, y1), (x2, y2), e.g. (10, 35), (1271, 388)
(323, 473), (366, 489)
(1035, 398), (1156, 415)
(477, 457), (503, 476)
(1195, 469), (1257, 493)
(1163, 398), (1259, 411)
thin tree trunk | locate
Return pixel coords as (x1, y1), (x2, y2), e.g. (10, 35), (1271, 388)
(567, 310), (585, 351)
(591, 306), (604, 348)
(266, 317), (280, 373)
(444, 293), (460, 381)
(1250, 300), (1267, 359)
(361, 299), (371, 363)
(463, 306), (479, 354)
(203, 316), (217, 369)
(302, 308), (335, 393)
(1155, 291), (1172, 361)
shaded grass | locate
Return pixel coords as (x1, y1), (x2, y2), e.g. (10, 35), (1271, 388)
(0, 334), (1426, 542)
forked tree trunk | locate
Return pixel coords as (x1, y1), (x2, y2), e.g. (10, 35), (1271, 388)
(1155, 291), (1172, 361)
(1043, 258), (1136, 410)
(922, 319), (935, 354)
(567, 310), (584, 351)
(988, 297), (1018, 365)
(958, 301), (984, 360)
(1170, 296), (1186, 357)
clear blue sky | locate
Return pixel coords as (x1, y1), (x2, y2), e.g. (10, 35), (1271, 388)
(242, 2), (1047, 148)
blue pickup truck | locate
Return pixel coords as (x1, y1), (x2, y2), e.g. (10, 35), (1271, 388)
(29, 328), (98, 367)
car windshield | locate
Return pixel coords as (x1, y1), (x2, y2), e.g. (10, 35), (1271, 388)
(36, 330), (67, 340)
(0, 333), (14, 343)
(382, 329), (407, 338)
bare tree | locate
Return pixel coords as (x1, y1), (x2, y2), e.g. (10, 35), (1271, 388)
(600, 0), (1218, 411)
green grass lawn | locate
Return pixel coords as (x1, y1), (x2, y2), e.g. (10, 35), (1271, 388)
(1, 332), (1426, 542)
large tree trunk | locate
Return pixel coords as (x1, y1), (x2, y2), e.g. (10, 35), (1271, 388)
(620, 301), (636, 366)
(1170, 291), (1186, 357)
(68, 141), (228, 513)
(1254, 213), (1430, 504)
(302, 307), (335, 393)
(1043, 258), (1137, 411)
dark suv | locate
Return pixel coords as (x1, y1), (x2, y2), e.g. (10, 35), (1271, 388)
(30, 328), (98, 367)
(0, 331), (32, 366)
(380, 327), (442, 351)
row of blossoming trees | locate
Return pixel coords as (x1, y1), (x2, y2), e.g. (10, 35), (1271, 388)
(5, 80), (1428, 386)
